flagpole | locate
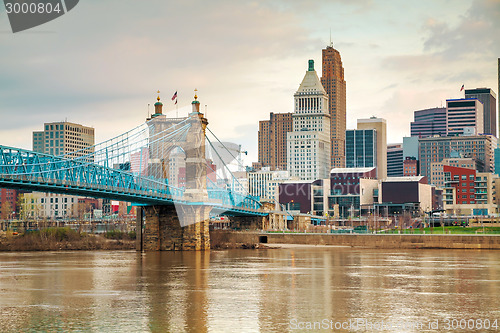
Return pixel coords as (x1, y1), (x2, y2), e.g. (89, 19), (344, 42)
(176, 89), (178, 118)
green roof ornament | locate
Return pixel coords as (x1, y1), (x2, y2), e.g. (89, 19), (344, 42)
(308, 59), (314, 71)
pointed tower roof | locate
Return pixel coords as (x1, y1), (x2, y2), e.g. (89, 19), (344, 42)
(296, 60), (327, 95)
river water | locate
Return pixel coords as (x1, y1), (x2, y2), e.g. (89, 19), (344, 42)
(0, 247), (499, 332)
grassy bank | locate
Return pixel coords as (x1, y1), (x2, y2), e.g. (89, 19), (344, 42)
(0, 227), (135, 251)
(267, 226), (500, 235)
(382, 226), (500, 235)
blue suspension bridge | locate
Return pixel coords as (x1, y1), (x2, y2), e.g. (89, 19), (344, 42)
(0, 94), (267, 219)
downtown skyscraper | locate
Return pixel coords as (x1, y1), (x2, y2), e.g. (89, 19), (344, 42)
(321, 43), (346, 169)
(465, 88), (496, 136)
(33, 121), (95, 157)
(287, 60), (331, 181)
(258, 112), (292, 170)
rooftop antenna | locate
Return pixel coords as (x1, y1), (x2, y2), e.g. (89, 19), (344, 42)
(147, 103), (150, 118)
(329, 28), (333, 47)
(205, 104), (207, 117)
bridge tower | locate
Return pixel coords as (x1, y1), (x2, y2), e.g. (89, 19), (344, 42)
(138, 91), (211, 251)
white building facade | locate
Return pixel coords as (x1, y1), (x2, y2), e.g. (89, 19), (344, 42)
(287, 60), (331, 181)
(20, 192), (80, 219)
(248, 167), (297, 200)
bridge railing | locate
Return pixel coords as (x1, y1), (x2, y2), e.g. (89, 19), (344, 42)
(0, 145), (187, 201)
(207, 187), (261, 211)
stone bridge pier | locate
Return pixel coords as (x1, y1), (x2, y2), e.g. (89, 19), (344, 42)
(137, 205), (211, 251)
(137, 91), (211, 251)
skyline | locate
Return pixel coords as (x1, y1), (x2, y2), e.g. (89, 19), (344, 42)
(0, 0), (499, 165)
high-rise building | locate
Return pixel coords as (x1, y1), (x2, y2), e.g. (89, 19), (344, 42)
(357, 117), (387, 179)
(387, 144), (403, 177)
(465, 88), (497, 136)
(410, 107), (447, 138)
(345, 129), (377, 170)
(498, 58), (500, 134)
(321, 43), (346, 168)
(33, 121), (95, 157)
(287, 60), (331, 181)
(418, 134), (496, 179)
(446, 98), (484, 136)
(258, 112), (292, 170)
(30, 121), (95, 218)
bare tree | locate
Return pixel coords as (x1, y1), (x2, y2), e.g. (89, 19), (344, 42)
(1, 201), (12, 220)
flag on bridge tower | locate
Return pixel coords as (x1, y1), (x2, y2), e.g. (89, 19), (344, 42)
(172, 90), (178, 117)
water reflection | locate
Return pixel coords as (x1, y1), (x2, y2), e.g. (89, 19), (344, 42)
(0, 248), (499, 332)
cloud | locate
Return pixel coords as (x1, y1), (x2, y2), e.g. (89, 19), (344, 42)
(379, 0), (499, 77)
(423, 0), (500, 60)
(0, 0), (317, 150)
(0, 0), (496, 165)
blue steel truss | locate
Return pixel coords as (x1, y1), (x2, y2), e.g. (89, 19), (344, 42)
(0, 145), (265, 216)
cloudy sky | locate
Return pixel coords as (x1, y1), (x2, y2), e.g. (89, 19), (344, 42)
(0, 0), (499, 164)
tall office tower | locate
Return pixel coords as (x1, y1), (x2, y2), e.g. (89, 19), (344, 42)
(410, 107), (447, 138)
(287, 60), (331, 181)
(387, 144), (403, 177)
(33, 121), (95, 157)
(357, 117), (387, 179)
(258, 112), (293, 170)
(321, 43), (346, 168)
(418, 134), (496, 179)
(30, 121), (95, 218)
(498, 58), (500, 134)
(465, 88), (497, 136)
(446, 98), (484, 136)
(345, 129), (377, 170)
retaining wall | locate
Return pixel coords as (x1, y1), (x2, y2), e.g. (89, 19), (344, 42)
(211, 231), (500, 250)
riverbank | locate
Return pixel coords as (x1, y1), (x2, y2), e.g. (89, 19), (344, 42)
(0, 228), (135, 251)
(5, 229), (499, 251)
(211, 230), (500, 250)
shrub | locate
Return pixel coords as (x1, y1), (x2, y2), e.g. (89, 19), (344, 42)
(103, 230), (136, 240)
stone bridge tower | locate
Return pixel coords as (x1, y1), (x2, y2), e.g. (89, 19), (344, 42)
(138, 91), (211, 251)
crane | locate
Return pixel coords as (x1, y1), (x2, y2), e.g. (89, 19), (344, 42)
(224, 144), (247, 172)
